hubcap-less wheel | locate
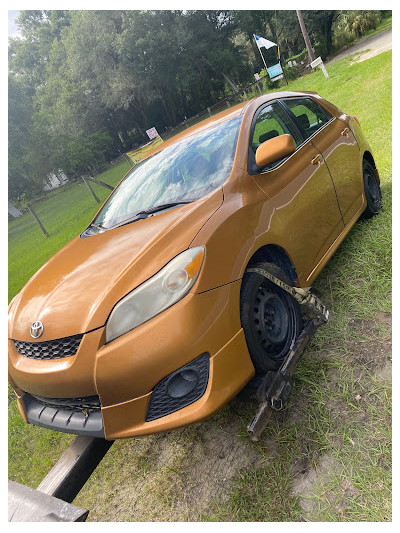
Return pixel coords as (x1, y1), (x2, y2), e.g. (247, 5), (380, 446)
(240, 262), (303, 373)
(253, 288), (289, 346)
(366, 170), (381, 210)
(362, 160), (382, 218)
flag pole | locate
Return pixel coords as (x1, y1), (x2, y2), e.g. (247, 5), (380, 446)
(254, 34), (268, 73)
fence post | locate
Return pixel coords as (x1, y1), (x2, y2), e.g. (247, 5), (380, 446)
(82, 176), (100, 203)
(86, 176), (114, 191)
(257, 82), (263, 95)
(27, 204), (49, 238)
(207, 107), (212, 117)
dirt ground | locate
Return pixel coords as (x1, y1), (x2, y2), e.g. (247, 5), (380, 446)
(75, 308), (391, 522)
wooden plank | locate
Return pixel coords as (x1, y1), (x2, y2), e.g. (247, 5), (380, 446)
(27, 204), (49, 237)
(37, 435), (114, 503)
(82, 176), (100, 203)
(8, 480), (88, 522)
(86, 176), (114, 191)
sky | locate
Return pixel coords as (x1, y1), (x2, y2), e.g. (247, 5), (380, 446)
(8, 9), (20, 37)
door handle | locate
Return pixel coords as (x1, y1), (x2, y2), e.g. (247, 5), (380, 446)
(311, 154), (322, 166)
(341, 127), (349, 137)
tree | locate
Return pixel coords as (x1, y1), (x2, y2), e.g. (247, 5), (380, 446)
(10, 9), (369, 202)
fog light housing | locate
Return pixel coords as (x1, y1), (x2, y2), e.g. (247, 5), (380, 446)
(146, 353), (209, 422)
(167, 369), (199, 398)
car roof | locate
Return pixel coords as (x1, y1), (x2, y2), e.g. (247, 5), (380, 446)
(143, 90), (319, 160)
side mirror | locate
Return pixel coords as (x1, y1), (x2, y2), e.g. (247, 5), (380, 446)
(255, 134), (296, 168)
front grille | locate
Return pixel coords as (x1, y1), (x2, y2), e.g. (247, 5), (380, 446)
(13, 334), (83, 360)
(28, 393), (101, 413)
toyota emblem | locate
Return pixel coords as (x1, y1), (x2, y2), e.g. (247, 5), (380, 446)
(30, 321), (44, 339)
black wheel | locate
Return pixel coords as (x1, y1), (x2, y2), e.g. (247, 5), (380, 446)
(362, 159), (382, 218)
(240, 262), (302, 373)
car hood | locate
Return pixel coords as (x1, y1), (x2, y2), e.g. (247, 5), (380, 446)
(9, 189), (223, 341)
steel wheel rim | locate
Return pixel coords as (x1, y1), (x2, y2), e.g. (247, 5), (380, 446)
(252, 285), (290, 352)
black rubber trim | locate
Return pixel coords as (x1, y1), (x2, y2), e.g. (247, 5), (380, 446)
(146, 353), (209, 422)
(22, 393), (105, 438)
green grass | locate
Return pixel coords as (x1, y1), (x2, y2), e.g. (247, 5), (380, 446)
(8, 51), (391, 521)
(8, 159), (132, 302)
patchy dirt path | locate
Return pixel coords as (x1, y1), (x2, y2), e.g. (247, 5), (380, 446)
(326, 28), (392, 65)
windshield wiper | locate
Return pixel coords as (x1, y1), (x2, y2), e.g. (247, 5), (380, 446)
(139, 201), (192, 215)
(114, 201), (193, 229)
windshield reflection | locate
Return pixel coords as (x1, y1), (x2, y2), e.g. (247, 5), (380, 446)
(94, 117), (241, 229)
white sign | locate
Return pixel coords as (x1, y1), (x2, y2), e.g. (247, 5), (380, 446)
(254, 73), (261, 81)
(146, 127), (159, 140)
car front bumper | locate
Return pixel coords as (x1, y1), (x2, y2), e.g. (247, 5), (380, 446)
(9, 280), (255, 439)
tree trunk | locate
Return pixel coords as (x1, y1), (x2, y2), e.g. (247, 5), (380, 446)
(197, 59), (215, 103)
(116, 110), (132, 148)
(222, 72), (240, 94)
(323, 11), (336, 59)
(157, 87), (175, 125)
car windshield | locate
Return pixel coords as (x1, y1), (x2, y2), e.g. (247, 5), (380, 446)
(94, 116), (242, 229)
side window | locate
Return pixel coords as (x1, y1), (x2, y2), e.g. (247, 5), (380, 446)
(283, 97), (332, 139)
(249, 101), (301, 173)
(251, 102), (301, 154)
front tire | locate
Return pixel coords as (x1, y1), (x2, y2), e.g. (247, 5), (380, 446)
(362, 159), (382, 218)
(240, 262), (302, 373)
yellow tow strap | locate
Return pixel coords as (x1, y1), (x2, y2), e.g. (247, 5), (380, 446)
(246, 267), (329, 323)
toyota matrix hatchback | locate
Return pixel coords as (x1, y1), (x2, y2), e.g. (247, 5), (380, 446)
(8, 91), (382, 439)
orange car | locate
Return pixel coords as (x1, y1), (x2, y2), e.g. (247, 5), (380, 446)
(8, 91), (381, 439)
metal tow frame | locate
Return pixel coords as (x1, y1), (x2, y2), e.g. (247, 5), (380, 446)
(245, 266), (329, 441)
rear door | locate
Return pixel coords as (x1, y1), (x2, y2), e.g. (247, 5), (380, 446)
(248, 100), (344, 283)
(282, 96), (362, 225)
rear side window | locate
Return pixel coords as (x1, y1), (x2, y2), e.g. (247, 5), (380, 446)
(283, 97), (332, 140)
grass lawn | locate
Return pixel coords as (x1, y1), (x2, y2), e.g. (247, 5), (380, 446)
(8, 50), (391, 521)
(8, 159), (132, 302)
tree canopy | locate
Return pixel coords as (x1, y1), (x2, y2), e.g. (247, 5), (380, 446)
(8, 9), (385, 200)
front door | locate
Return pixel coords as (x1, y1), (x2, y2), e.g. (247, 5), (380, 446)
(248, 100), (344, 284)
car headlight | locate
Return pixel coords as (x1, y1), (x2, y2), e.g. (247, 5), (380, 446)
(105, 246), (205, 343)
